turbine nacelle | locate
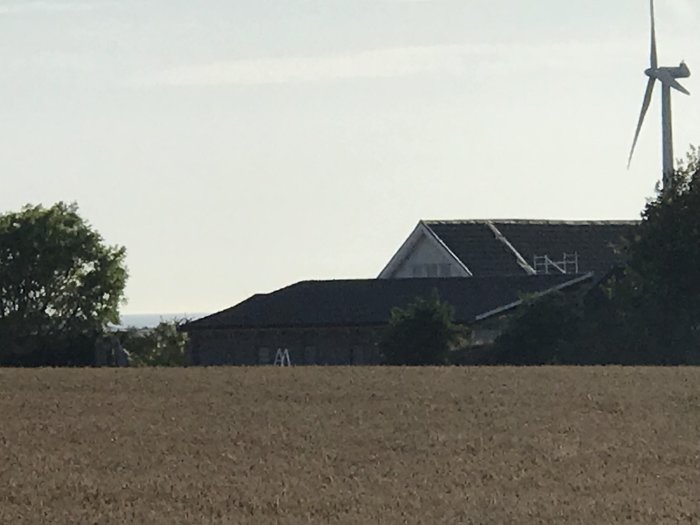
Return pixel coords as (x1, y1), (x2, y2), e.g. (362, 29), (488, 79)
(677, 61), (691, 78)
(645, 62), (690, 78)
(645, 63), (691, 95)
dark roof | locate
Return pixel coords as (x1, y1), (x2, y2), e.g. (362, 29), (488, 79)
(425, 220), (638, 276)
(426, 221), (523, 276)
(183, 274), (592, 331)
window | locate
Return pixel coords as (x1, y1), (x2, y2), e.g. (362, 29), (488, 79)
(258, 347), (271, 365)
(190, 344), (200, 366)
(351, 346), (365, 365)
(304, 346), (317, 365)
(411, 263), (450, 278)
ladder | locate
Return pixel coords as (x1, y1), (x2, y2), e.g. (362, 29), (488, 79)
(273, 348), (292, 366)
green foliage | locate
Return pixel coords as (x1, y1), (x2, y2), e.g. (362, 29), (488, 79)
(381, 290), (467, 366)
(0, 202), (127, 366)
(611, 147), (700, 363)
(628, 148), (700, 300)
(118, 321), (188, 367)
(494, 291), (583, 365)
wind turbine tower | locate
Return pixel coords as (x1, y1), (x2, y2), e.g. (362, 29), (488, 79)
(628, 0), (691, 192)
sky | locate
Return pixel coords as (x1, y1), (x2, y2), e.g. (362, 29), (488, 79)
(2, 0), (699, 315)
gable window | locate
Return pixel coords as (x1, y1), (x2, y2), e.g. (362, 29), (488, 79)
(411, 263), (452, 278)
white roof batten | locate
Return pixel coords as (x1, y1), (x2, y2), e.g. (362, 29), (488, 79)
(485, 221), (536, 276)
(421, 222), (473, 277)
(474, 272), (595, 322)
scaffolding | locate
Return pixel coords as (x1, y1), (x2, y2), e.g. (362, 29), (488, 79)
(533, 252), (579, 275)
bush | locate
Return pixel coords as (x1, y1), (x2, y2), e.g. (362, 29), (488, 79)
(493, 291), (583, 365)
(117, 321), (188, 367)
(381, 290), (467, 366)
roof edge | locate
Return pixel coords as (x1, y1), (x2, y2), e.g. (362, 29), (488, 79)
(474, 272), (595, 322)
(421, 221), (473, 277)
(424, 219), (640, 226)
(182, 321), (390, 332)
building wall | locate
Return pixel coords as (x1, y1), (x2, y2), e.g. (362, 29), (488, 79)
(187, 326), (384, 366)
(391, 233), (462, 278)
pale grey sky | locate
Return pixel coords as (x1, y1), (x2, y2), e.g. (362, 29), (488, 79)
(1, 0), (699, 314)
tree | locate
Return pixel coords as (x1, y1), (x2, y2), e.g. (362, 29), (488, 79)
(381, 290), (467, 366)
(0, 202), (128, 366)
(118, 321), (189, 367)
(612, 146), (700, 363)
(493, 291), (583, 365)
(492, 146), (700, 365)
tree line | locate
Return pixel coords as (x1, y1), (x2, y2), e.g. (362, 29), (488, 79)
(0, 203), (186, 366)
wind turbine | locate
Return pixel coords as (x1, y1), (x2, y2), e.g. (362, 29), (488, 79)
(628, 0), (691, 192)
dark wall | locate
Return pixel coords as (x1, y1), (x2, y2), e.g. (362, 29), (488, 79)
(186, 326), (383, 366)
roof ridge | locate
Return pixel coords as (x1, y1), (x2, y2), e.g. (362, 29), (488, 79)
(424, 219), (640, 225)
(278, 275), (587, 287)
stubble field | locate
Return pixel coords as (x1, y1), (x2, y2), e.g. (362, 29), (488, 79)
(1, 367), (699, 524)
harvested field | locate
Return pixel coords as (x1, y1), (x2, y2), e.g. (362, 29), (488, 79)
(1, 367), (699, 524)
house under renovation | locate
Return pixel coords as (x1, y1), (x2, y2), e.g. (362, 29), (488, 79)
(182, 219), (638, 366)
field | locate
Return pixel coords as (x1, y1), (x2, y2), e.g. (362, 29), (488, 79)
(1, 367), (699, 524)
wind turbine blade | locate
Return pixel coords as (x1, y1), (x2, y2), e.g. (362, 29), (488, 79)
(656, 70), (691, 95)
(670, 80), (690, 95)
(650, 0), (658, 69)
(628, 77), (656, 168)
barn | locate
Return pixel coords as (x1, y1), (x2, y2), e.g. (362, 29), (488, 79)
(182, 219), (638, 366)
